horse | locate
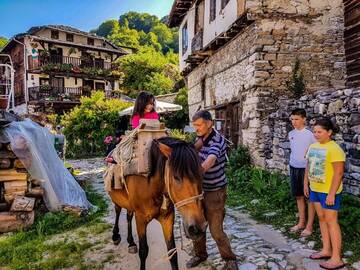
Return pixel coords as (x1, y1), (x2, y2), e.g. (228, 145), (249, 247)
(107, 137), (207, 270)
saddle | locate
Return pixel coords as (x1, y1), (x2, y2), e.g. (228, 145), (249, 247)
(104, 119), (167, 192)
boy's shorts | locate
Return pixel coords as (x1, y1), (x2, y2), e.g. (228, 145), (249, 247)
(309, 190), (342, 211)
(289, 166), (305, 197)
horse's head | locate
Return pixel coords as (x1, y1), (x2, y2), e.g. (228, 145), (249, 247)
(151, 137), (207, 240)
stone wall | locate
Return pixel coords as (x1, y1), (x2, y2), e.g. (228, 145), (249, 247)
(266, 88), (360, 196)
(187, 0), (346, 166)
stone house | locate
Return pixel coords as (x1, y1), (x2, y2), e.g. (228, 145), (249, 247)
(0, 25), (131, 114)
(168, 0), (360, 195)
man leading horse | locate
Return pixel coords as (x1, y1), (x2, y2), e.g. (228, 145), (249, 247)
(188, 110), (238, 270)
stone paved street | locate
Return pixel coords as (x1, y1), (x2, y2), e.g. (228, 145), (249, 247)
(70, 158), (356, 270)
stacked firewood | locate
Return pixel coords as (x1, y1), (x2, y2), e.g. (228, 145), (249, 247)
(0, 142), (44, 233)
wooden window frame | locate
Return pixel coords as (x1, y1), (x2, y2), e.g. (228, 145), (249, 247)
(51, 30), (59, 39)
(201, 78), (206, 104)
(87, 38), (95, 46)
(66, 33), (74, 42)
(182, 22), (188, 55)
(210, 0), (216, 22)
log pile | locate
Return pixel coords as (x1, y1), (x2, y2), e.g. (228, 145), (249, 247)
(0, 142), (44, 233)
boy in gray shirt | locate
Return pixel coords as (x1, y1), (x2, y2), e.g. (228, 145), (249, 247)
(288, 109), (316, 237)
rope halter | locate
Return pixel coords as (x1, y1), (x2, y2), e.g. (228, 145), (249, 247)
(164, 161), (204, 209)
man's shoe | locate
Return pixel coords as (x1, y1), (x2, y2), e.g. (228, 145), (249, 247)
(186, 256), (207, 268)
(223, 260), (238, 270)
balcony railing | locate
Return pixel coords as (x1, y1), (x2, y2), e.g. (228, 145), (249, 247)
(28, 55), (114, 71)
(28, 86), (92, 102)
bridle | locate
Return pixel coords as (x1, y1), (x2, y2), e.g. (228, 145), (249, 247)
(164, 161), (204, 209)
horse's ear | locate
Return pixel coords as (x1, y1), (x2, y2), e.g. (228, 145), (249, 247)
(158, 143), (172, 158)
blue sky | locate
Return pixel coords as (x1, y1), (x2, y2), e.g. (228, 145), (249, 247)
(0, 0), (174, 38)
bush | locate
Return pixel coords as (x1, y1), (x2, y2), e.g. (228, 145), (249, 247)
(61, 91), (131, 158)
(169, 129), (196, 143)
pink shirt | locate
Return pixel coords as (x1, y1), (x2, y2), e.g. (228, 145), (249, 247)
(131, 111), (159, 129)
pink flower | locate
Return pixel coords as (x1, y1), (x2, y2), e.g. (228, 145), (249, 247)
(104, 135), (113, 144)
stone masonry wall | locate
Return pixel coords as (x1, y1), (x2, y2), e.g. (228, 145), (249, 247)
(266, 88), (360, 196)
(186, 0), (360, 194)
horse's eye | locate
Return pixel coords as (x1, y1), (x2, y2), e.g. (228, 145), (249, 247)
(174, 175), (181, 181)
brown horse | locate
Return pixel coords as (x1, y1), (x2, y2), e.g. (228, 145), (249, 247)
(108, 137), (207, 270)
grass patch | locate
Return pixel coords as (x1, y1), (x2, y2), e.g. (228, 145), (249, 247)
(0, 185), (108, 270)
(226, 146), (360, 264)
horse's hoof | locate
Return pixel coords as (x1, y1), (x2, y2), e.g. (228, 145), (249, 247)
(128, 245), (138, 254)
(113, 239), (121, 245)
(112, 234), (121, 245)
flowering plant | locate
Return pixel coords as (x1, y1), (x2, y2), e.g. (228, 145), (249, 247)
(104, 135), (113, 145)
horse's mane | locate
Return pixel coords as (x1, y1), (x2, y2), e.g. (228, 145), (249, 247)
(149, 137), (202, 182)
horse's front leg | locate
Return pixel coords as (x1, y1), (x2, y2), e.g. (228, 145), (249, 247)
(135, 214), (149, 270)
(112, 204), (121, 245)
(127, 211), (138, 253)
(158, 210), (178, 270)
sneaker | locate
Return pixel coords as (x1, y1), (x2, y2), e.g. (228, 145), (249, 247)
(223, 260), (238, 270)
(186, 256), (207, 268)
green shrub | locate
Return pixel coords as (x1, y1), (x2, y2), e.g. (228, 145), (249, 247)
(169, 129), (196, 143)
(61, 91), (131, 158)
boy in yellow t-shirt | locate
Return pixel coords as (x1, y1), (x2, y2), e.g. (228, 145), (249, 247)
(304, 118), (346, 270)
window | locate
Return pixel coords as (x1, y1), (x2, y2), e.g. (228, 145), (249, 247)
(182, 23), (188, 55)
(201, 78), (206, 104)
(87, 38), (94, 46)
(210, 0), (216, 22)
(66, 33), (74, 42)
(51, 30), (59, 39)
(75, 78), (78, 85)
(221, 0), (230, 9)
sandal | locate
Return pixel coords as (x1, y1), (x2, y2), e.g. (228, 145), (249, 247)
(300, 229), (312, 237)
(320, 261), (346, 270)
(289, 224), (305, 233)
(309, 252), (332, 260)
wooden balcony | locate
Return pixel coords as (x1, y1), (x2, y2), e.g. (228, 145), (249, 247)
(191, 30), (203, 52)
(28, 86), (91, 103)
(28, 55), (114, 71)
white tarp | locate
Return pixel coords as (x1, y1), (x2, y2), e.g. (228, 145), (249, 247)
(119, 100), (183, 116)
(0, 119), (91, 211)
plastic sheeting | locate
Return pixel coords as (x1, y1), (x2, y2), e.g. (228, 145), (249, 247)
(0, 119), (91, 211)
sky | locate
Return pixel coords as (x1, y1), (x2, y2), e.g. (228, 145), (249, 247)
(0, 0), (174, 38)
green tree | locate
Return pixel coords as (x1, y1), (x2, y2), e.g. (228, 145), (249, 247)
(151, 23), (173, 53)
(118, 47), (181, 97)
(0, 37), (8, 49)
(109, 19), (140, 48)
(61, 91), (131, 158)
(93, 20), (119, 37)
(162, 87), (189, 129)
(119, 12), (159, 33)
(140, 32), (162, 51)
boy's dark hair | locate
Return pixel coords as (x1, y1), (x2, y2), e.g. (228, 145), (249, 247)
(290, 108), (307, 118)
(192, 110), (212, 121)
(314, 117), (339, 134)
(132, 91), (155, 118)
